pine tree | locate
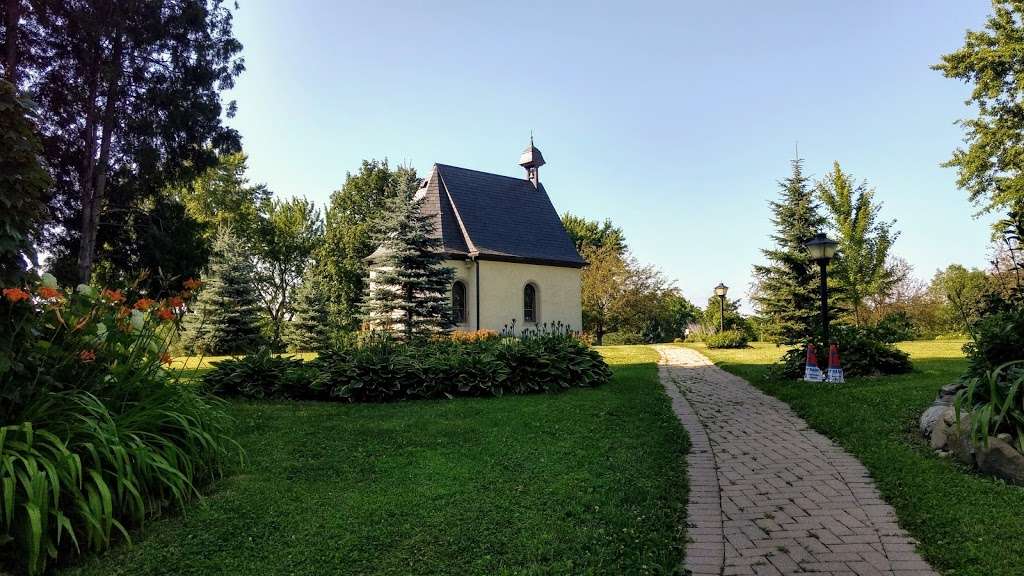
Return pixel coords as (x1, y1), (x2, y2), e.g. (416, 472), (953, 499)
(182, 228), (265, 355)
(361, 192), (455, 339)
(752, 159), (834, 344)
(284, 265), (331, 351)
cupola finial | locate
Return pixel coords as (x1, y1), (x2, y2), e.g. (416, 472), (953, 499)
(518, 134), (545, 187)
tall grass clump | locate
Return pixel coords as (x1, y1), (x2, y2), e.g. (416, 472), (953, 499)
(0, 275), (239, 574)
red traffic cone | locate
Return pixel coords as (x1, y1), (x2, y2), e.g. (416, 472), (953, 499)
(803, 343), (823, 382)
(827, 344), (844, 383)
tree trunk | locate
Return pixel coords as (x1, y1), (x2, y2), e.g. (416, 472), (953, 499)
(77, 59), (101, 283)
(78, 36), (123, 283)
(3, 0), (19, 83)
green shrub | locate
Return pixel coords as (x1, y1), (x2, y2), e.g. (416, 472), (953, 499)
(873, 311), (917, 343)
(772, 325), (912, 379)
(202, 326), (611, 405)
(202, 349), (317, 400)
(704, 330), (749, 349)
(600, 331), (645, 345)
(964, 307), (1024, 380)
(0, 276), (239, 574)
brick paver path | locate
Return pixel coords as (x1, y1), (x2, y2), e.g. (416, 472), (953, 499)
(656, 345), (938, 576)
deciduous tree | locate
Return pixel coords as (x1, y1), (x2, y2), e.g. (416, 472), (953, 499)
(254, 197), (323, 346)
(28, 0), (244, 282)
(935, 1), (1024, 216)
(0, 79), (50, 282)
(580, 243), (628, 344)
(561, 213), (626, 254)
(816, 162), (901, 325)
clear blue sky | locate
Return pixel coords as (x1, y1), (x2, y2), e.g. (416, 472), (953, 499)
(225, 1), (996, 310)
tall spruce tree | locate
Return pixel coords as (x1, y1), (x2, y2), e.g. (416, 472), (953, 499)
(183, 228), (265, 354)
(284, 266), (331, 351)
(752, 159), (834, 344)
(362, 192), (454, 339)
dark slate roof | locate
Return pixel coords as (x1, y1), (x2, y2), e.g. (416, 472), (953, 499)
(421, 163), (585, 268)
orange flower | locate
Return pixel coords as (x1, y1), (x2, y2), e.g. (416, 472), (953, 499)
(157, 307), (174, 321)
(133, 298), (155, 311)
(3, 287), (30, 303)
(79, 350), (96, 363)
(117, 306), (130, 318)
(183, 277), (203, 290)
(38, 287), (62, 300)
(160, 352), (173, 365)
(168, 296), (184, 309)
(101, 288), (125, 303)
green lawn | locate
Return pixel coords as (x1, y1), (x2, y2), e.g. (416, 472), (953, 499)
(685, 340), (1024, 576)
(61, 346), (688, 576)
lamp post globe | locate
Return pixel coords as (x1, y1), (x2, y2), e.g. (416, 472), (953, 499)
(804, 233), (839, 353)
(714, 282), (728, 333)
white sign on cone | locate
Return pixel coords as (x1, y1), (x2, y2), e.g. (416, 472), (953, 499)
(803, 343), (823, 382)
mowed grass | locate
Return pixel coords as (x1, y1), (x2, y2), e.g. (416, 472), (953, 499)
(685, 340), (1024, 576)
(62, 345), (688, 576)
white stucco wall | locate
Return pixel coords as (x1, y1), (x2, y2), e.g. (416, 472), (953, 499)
(446, 259), (582, 333)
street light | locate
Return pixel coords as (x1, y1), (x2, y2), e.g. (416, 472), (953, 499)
(714, 282), (729, 333)
(804, 233), (839, 350)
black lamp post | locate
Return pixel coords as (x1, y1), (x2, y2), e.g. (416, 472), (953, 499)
(804, 233), (839, 351)
(714, 282), (729, 333)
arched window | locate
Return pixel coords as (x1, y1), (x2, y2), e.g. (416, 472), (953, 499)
(452, 281), (467, 324)
(523, 283), (538, 323)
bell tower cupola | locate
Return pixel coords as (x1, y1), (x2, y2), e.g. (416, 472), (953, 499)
(517, 135), (546, 187)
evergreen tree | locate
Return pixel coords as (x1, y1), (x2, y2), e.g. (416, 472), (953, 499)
(183, 228), (265, 355)
(752, 159), (834, 344)
(361, 192), (455, 339)
(319, 161), (418, 332)
(284, 266), (331, 352)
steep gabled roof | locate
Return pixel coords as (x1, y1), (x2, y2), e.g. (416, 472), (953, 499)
(421, 163), (585, 268)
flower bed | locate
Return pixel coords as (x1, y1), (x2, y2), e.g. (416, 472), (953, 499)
(1, 276), (238, 575)
(202, 327), (612, 402)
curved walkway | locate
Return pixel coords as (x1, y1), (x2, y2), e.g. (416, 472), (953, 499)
(657, 345), (937, 576)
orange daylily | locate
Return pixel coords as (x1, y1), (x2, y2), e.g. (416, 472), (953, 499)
(38, 287), (62, 300)
(133, 298), (155, 311)
(101, 288), (125, 303)
(183, 277), (203, 290)
(3, 287), (30, 303)
(79, 350), (96, 363)
(168, 296), (184, 308)
(157, 307), (174, 321)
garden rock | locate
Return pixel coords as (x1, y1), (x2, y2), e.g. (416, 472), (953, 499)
(929, 419), (950, 450)
(920, 404), (950, 436)
(940, 382), (966, 400)
(976, 436), (1024, 485)
(946, 414), (975, 465)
